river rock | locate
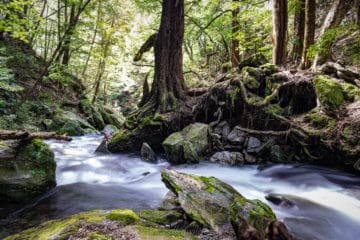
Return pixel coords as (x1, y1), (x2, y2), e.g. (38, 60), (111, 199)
(210, 151), (244, 166)
(161, 169), (239, 237)
(159, 191), (181, 211)
(243, 151), (258, 163)
(95, 140), (110, 154)
(227, 127), (246, 146)
(140, 142), (156, 163)
(163, 123), (209, 164)
(0, 139), (56, 202)
(246, 137), (262, 153)
(229, 196), (276, 239)
(354, 159), (360, 173)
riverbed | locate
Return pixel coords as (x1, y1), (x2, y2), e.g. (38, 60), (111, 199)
(1, 134), (360, 239)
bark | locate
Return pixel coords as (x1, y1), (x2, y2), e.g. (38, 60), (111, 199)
(144, 0), (186, 113)
(138, 73), (150, 107)
(272, 0), (288, 66)
(0, 130), (72, 141)
(356, 0), (360, 29)
(62, 4), (76, 65)
(292, 0), (305, 63)
(299, 0), (316, 69)
(312, 0), (354, 68)
(133, 33), (158, 61)
(231, 0), (241, 67)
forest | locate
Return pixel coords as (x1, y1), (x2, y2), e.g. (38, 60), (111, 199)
(0, 0), (360, 239)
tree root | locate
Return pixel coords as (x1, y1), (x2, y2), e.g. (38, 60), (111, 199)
(0, 130), (72, 141)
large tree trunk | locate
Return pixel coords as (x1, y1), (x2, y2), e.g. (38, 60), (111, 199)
(272, 0), (288, 66)
(312, 0), (354, 69)
(292, 0), (305, 63)
(299, 0), (316, 69)
(144, 0), (186, 113)
(231, 0), (241, 67)
(356, 0), (360, 29)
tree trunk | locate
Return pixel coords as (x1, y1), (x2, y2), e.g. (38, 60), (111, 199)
(272, 0), (288, 66)
(299, 0), (316, 69)
(62, 4), (76, 65)
(356, 0), (360, 29)
(145, 0), (186, 113)
(312, 0), (354, 68)
(292, 0), (305, 63)
(231, 0), (241, 67)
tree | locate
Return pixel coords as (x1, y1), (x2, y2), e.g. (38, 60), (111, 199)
(140, 0), (186, 114)
(231, 0), (240, 67)
(311, 0), (354, 68)
(272, 0), (288, 66)
(292, 0), (305, 63)
(299, 0), (316, 69)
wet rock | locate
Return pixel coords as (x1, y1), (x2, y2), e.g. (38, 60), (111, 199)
(163, 123), (209, 164)
(95, 140), (110, 154)
(266, 193), (296, 208)
(159, 191), (181, 211)
(210, 151), (244, 166)
(354, 159), (360, 173)
(265, 221), (295, 240)
(243, 151), (257, 163)
(80, 98), (105, 130)
(229, 196), (276, 239)
(161, 169), (239, 236)
(99, 106), (125, 129)
(0, 139), (56, 202)
(227, 127), (246, 146)
(140, 142), (156, 163)
(246, 137), (262, 153)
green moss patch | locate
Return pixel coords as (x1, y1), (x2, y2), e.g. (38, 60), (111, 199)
(138, 210), (183, 226)
(341, 82), (360, 102)
(313, 75), (344, 112)
(135, 225), (198, 240)
(106, 209), (140, 224)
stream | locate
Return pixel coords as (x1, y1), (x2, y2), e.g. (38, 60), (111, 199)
(1, 134), (360, 239)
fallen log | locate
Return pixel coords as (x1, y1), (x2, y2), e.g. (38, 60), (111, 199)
(0, 130), (72, 141)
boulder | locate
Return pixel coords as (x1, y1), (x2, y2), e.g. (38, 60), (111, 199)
(159, 191), (181, 211)
(238, 53), (267, 71)
(98, 106), (125, 129)
(229, 196), (276, 239)
(140, 142), (156, 163)
(226, 127), (246, 146)
(246, 137), (262, 153)
(0, 139), (56, 202)
(80, 99), (105, 130)
(163, 123), (209, 164)
(161, 169), (239, 236)
(319, 62), (359, 82)
(210, 151), (244, 166)
(95, 140), (110, 154)
(313, 75), (344, 113)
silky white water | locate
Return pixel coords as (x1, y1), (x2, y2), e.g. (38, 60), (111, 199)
(1, 134), (359, 240)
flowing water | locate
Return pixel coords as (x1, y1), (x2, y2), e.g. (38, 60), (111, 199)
(1, 134), (360, 239)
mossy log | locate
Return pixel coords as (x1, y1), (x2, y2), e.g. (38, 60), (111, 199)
(0, 130), (72, 141)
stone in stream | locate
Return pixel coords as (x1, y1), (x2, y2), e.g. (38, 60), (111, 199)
(210, 151), (244, 166)
(246, 137), (262, 153)
(161, 169), (280, 239)
(95, 140), (110, 154)
(227, 127), (247, 146)
(0, 139), (56, 202)
(162, 123), (209, 164)
(140, 142), (156, 163)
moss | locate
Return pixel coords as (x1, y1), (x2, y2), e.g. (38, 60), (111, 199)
(138, 113), (165, 129)
(89, 233), (112, 240)
(197, 176), (216, 193)
(342, 126), (359, 146)
(135, 225), (198, 240)
(313, 75), (344, 112)
(241, 67), (260, 90)
(306, 112), (337, 129)
(106, 209), (140, 224)
(108, 129), (131, 148)
(138, 210), (182, 225)
(260, 63), (279, 75)
(342, 82), (360, 102)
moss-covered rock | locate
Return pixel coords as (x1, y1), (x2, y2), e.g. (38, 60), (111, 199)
(162, 123), (209, 164)
(229, 196), (276, 238)
(49, 109), (96, 136)
(80, 99), (105, 130)
(138, 210), (183, 226)
(4, 209), (197, 240)
(0, 139), (55, 202)
(99, 106), (125, 129)
(241, 67), (261, 90)
(341, 82), (360, 102)
(161, 169), (240, 236)
(238, 53), (267, 70)
(313, 75), (344, 113)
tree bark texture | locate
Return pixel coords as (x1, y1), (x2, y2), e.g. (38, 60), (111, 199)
(292, 0), (305, 63)
(147, 0), (186, 113)
(272, 0), (288, 66)
(299, 0), (316, 69)
(231, 0), (241, 67)
(356, 0), (360, 29)
(312, 0), (354, 68)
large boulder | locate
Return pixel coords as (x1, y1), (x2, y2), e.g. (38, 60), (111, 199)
(47, 109), (96, 136)
(313, 75), (344, 114)
(0, 139), (56, 202)
(162, 123), (209, 164)
(161, 169), (239, 237)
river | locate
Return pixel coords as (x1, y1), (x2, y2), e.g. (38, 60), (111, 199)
(1, 134), (360, 239)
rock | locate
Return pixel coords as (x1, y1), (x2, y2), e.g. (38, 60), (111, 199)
(159, 191), (181, 211)
(99, 106), (125, 129)
(229, 196), (276, 239)
(50, 109), (96, 136)
(259, 63), (279, 75)
(4, 209), (197, 240)
(227, 127), (246, 146)
(243, 151), (257, 163)
(161, 169), (239, 236)
(95, 140), (110, 154)
(80, 99), (105, 130)
(319, 62), (359, 82)
(0, 139), (56, 202)
(241, 67), (262, 91)
(341, 82), (360, 102)
(210, 151), (244, 166)
(140, 142), (156, 163)
(138, 210), (183, 227)
(265, 193), (296, 208)
(265, 221), (295, 240)
(278, 78), (317, 114)
(313, 75), (344, 113)
(163, 123), (209, 164)
(246, 137), (262, 153)
(238, 53), (267, 71)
